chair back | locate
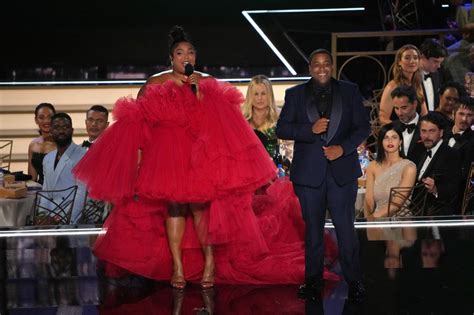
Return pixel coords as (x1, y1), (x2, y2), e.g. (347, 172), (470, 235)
(462, 162), (474, 215)
(0, 140), (13, 171)
(387, 184), (427, 217)
(77, 196), (109, 224)
(32, 186), (78, 225)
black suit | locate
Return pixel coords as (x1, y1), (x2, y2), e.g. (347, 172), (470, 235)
(392, 119), (425, 164)
(416, 142), (462, 215)
(276, 78), (370, 283)
(445, 128), (474, 210)
(445, 129), (474, 178)
(422, 71), (442, 111)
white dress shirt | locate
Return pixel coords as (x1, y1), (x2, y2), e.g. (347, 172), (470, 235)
(402, 114), (419, 156)
(422, 72), (435, 111)
(448, 129), (465, 147)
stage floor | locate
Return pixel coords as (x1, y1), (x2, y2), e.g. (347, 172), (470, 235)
(1, 217), (474, 314)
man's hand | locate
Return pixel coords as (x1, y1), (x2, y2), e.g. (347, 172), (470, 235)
(422, 176), (437, 195)
(312, 118), (330, 134)
(322, 145), (343, 161)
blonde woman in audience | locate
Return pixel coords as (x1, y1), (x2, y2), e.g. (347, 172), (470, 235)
(27, 103), (56, 184)
(379, 45), (428, 125)
(242, 75), (280, 158)
(364, 123), (417, 219)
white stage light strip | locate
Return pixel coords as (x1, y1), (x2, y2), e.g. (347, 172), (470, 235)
(325, 219), (474, 229)
(242, 11), (297, 75)
(245, 8), (365, 14)
(0, 228), (105, 238)
(442, 4), (449, 8)
(0, 76), (312, 86)
(242, 7), (365, 76)
(0, 80), (146, 86)
(1, 218), (474, 238)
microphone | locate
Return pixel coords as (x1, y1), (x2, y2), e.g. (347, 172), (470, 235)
(184, 63), (197, 94)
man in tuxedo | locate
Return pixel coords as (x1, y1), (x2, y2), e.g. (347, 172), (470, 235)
(391, 85), (425, 163)
(276, 49), (370, 302)
(42, 113), (87, 223)
(416, 112), (461, 216)
(419, 38), (447, 111)
(444, 97), (474, 211)
(82, 105), (109, 149)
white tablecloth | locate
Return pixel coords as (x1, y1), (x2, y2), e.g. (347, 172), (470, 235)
(0, 192), (36, 226)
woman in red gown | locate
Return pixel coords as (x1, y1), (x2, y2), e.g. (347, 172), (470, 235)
(74, 26), (338, 289)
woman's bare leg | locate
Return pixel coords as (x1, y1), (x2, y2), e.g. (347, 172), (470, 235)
(166, 203), (187, 289)
(190, 203), (215, 288)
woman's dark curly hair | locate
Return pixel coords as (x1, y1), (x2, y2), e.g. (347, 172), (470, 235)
(168, 25), (194, 56)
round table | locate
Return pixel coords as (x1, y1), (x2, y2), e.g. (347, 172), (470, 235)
(0, 192), (36, 226)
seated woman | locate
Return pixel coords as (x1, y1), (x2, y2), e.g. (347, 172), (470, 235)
(364, 123), (417, 218)
(379, 45), (428, 125)
(27, 103), (56, 184)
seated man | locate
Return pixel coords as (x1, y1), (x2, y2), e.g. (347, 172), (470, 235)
(82, 105), (109, 149)
(42, 113), (87, 223)
(419, 38), (447, 111)
(444, 97), (474, 210)
(416, 112), (461, 216)
(81, 105), (110, 223)
(390, 85), (426, 164)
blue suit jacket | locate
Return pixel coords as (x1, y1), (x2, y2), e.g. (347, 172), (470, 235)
(42, 142), (87, 223)
(276, 78), (370, 188)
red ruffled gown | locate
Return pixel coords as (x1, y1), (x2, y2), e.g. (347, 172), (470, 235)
(74, 78), (339, 284)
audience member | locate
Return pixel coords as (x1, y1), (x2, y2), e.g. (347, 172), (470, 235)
(416, 112), (461, 215)
(445, 42), (474, 87)
(28, 103), (57, 184)
(390, 85), (425, 163)
(444, 97), (474, 210)
(379, 45), (428, 125)
(82, 105), (109, 149)
(364, 123), (417, 219)
(436, 81), (464, 124)
(42, 113), (87, 223)
(419, 38), (448, 111)
(447, 22), (474, 54)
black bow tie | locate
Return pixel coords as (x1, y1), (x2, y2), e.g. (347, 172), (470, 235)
(426, 150), (432, 158)
(452, 133), (462, 142)
(82, 140), (92, 148)
(402, 123), (417, 134)
(424, 73), (432, 81)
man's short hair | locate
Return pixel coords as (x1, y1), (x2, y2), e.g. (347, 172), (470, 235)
(419, 38), (447, 59)
(419, 111), (447, 130)
(308, 49), (333, 64)
(87, 105), (109, 119)
(390, 85), (417, 103)
(51, 112), (73, 126)
(453, 96), (474, 114)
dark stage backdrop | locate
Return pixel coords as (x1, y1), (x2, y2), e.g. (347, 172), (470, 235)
(0, 0), (390, 81)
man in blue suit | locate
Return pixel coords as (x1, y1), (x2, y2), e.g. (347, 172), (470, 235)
(42, 113), (87, 223)
(276, 49), (370, 301)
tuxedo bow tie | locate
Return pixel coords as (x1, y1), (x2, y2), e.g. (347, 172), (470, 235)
(452, 133), (462, 142)
(82, 140), (92, 148)
(402, 123), (417, 134)
(426, 149), (432, 158)
(423, 73), (432, 81)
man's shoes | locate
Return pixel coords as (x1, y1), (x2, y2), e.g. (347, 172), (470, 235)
(348, 280), (365, 303)
(297, 278), (324, 300)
